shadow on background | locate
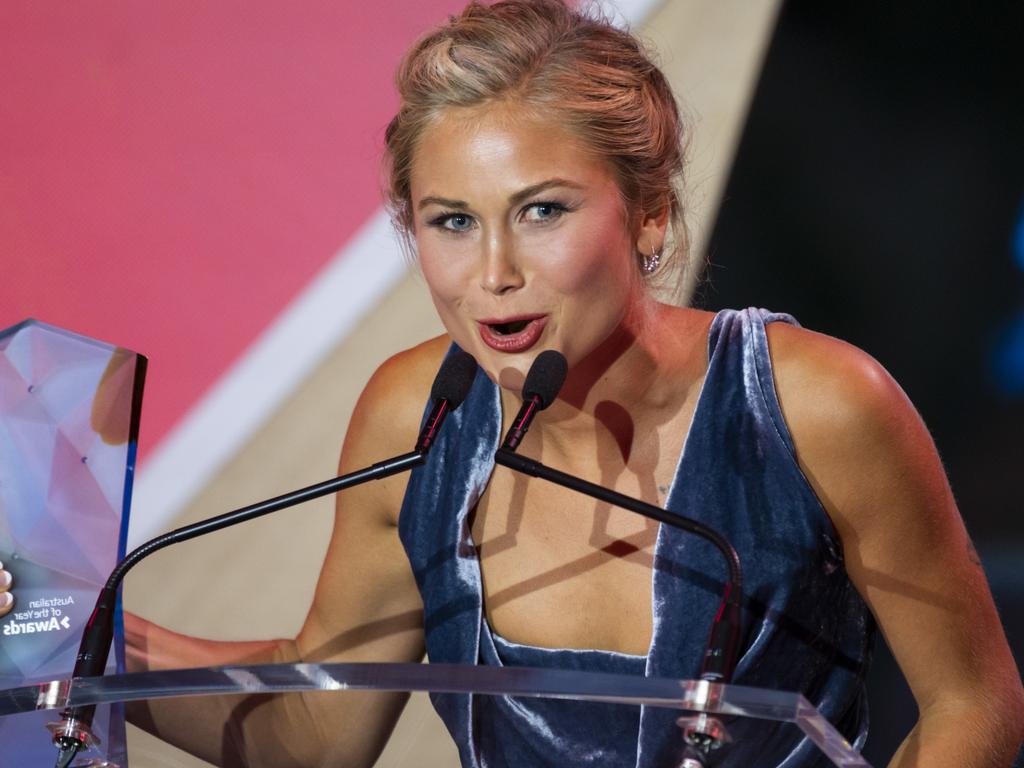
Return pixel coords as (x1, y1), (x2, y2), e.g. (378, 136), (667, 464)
(696, 0), (1023, 763)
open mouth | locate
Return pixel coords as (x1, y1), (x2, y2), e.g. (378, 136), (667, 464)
(490, 319), (532, 335)
(477, 315), (547, 352)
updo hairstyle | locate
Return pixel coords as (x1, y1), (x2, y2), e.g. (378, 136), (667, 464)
(384, 0), (688, 279)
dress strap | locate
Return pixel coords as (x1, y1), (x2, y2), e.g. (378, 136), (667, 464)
(745, 307), (800, 459)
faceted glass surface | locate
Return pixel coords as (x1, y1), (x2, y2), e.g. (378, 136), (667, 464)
(0, 319), (145, 767)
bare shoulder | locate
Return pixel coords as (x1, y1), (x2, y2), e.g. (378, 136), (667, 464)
(342, 334), (452, 470)
(764, 321), (905, 428)
(763, 321), (939, 533)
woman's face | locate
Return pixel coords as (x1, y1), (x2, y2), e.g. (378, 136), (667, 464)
(410, 104), (648, 391)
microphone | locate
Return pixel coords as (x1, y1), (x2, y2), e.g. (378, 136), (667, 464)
(418, 347), (479, 452)
(493, 351), (743, 766)
(51, 349), (478, 768)
(500, 350), (568, 450)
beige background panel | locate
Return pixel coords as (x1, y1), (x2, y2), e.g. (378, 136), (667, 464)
(646, 0), (781, 305)
(123, 1), (780, 764)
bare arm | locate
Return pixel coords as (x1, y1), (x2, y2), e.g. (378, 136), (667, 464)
(768, 323), (1024, 767)
(129, 338), (449, 767)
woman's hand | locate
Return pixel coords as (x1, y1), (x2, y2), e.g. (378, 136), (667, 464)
(0, 562), (13, 618)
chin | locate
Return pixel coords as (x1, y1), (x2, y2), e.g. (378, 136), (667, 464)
(467, 347), (530, 393)
(495, 364), (528, 392)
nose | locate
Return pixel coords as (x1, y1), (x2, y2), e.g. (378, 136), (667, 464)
(479, 232), (524, 295)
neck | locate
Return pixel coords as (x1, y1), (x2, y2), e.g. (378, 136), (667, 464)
(502, 302), (707, 454)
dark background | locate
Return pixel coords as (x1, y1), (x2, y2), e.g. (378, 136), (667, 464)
(697, 0), (1023, 762)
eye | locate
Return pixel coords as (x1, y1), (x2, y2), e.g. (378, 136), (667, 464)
(428, 212), (476, 233)
(521, 201), (568, 223)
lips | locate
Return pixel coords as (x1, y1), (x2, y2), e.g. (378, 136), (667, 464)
(477, 314), (547, 353)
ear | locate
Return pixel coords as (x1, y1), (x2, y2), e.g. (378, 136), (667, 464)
(635, 201), (671, 255)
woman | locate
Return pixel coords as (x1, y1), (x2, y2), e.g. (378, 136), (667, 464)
(5, 1), (1023, 765)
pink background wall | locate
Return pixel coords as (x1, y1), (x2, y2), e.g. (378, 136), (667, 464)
(1, 1), (463, 459)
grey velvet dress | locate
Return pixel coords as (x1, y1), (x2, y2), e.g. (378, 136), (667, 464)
(398, 308), (874, 767)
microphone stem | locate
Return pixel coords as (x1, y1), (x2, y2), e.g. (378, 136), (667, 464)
(81, 448), (427, 674)
(53, 343), (478, 767)
(495, 448), (741, 585)
(57, 448), (426, 763)
(494, 447), (743, 682)
(105, 450), (424, 593)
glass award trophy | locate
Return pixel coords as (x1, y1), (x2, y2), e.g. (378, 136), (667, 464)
(0, 319), (146, 768)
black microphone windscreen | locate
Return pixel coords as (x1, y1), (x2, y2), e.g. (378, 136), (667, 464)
(431, 348), (478, 407)
(523, 350), (568, 409)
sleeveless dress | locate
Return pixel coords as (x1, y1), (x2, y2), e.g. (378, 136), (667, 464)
(398, 308), (875, 767)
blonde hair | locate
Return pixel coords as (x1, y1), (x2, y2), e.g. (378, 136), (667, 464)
(384, 0), (688, 276)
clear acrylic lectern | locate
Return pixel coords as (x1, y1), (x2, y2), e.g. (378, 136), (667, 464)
(0, 662), (872, 767)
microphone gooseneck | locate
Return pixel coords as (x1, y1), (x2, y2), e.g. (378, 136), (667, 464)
(52, 351), (477, 767)
(493, 350), (744, 765)
(500, 350), (568, 451)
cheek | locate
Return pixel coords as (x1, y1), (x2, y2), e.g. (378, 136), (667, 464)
(417, 239), (469, 305)
(416, 238), (482, 352)
(534, 224), (633, 297)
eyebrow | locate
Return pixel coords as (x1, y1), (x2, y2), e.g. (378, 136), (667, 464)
(416, 178), (584, 211)
(417, 195), (468, 211)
